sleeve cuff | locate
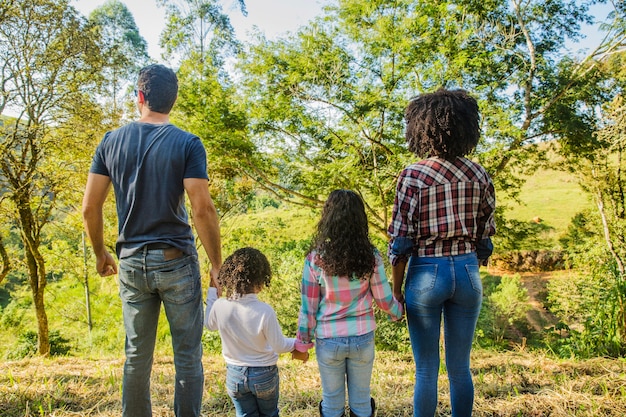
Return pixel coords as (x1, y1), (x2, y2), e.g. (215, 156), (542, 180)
(388, 236), (414, 266)
(295, 340), (314, 352)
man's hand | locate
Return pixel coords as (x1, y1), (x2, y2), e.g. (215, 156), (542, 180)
(210, 267), (222, 297)
(96, 251), (118, 276)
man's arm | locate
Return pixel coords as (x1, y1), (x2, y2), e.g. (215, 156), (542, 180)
(82, 173), (117, 276)
(184, 178), (222, 285)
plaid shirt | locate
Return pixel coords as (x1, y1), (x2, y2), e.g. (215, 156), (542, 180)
(387, 157), (496, 265)
(296, 249), (403, 344)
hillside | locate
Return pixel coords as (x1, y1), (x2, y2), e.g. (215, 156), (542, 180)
(503, 165), (591, 247)
(1, 349), (625, 416)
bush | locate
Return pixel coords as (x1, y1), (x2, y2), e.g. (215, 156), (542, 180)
(477, 274), (530, 347)
(9, 329), (72, 359)
(546, 260), (626, 358)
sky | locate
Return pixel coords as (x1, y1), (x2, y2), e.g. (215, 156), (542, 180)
(72, 0), (325, 59)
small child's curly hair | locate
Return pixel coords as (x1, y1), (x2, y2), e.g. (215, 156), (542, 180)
(405, 88), (481, 161)
(218, 247), (272, 299)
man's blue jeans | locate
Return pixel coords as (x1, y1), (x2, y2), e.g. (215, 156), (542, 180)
(225, 364), (280, 417)
(404, 253), (482, 417)
(316, 331), (375, 417)
(118, 247), (204, 417)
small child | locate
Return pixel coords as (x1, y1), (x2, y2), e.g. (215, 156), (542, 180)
(204, 247), (309, 417)
(297, 190), (404, 417)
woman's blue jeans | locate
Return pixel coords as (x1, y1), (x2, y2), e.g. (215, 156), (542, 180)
(316, 331), (375, 417)
(225, 364), (280, 417)
(118, 248), (204, 417)
(404, 253), (482, 417)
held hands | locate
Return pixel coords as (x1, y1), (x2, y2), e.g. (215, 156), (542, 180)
(209, 266), (222, 296)
(291, 350), (309, 362)
(393, 290), (405, 305)
(291, 340), (314, 363)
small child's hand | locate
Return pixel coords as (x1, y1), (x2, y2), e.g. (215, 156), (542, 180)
(291, 349), (309, 362)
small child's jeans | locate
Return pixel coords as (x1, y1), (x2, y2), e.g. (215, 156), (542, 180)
(225, 364), (280, 417)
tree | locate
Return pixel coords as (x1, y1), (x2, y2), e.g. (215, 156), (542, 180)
(89, 0), (150, 116)
(556, 48), (626, 355)
(157, 0), (240, 67)
(0, 0), (102, 355)
(236, 0), (618, 238)
(157, 0), (259, 215)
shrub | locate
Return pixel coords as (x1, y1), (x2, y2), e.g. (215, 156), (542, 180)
(477, 274), (530, 347)
(9, 330), (72, 359)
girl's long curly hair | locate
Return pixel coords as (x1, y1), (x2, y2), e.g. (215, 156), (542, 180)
(405, 88), (481, 161)
(311, 190), (375, 279)
(218, 247), (272, 299)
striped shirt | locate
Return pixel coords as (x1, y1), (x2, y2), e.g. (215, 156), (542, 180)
(296, 249), (403, 343)
(387, 157), (496, 265)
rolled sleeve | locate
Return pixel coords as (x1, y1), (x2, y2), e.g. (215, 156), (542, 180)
(388, 169), (418, 266)
(387, 236), (415, 266)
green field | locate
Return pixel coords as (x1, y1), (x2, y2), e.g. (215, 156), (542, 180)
(502, 166), (592, 247)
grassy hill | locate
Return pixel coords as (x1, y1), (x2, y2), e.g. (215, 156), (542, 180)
(505, 167), (590, 232)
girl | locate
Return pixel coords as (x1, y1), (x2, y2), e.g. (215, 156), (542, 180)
(205, 247), (309, 417)
(297, 190), (404, 417)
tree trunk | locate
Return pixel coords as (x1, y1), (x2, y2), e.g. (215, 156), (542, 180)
(596, 190), (626, 276)
(0, 238), (10, 285)
(18, 205), (50, 356)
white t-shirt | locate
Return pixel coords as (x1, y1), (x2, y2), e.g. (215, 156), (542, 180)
(204, 288), (295, 367)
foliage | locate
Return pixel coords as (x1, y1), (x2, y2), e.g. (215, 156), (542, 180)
(0, 0), (105, 355)
(157, 0), (240, 66)
(235, 0), (617, 240)
(477, 273), (530, 348)
(546, 241), (626, 358)
(10, 330), (71, 359)
(88, 0), (150, 117)
(550, 49), (626, 357)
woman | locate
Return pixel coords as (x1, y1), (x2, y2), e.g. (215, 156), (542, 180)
(388, 89), (496, 417)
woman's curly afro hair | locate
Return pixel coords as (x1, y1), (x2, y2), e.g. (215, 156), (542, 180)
(405, 88), (481, 161)
(218, 247), (272, 299)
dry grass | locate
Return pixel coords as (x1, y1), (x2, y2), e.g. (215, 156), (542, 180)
(1, 349), (625, 416)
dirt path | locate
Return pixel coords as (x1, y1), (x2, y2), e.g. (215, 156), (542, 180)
(519, 271), (560, 332)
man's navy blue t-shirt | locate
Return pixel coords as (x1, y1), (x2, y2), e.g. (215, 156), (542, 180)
(90, 121), (208, 258)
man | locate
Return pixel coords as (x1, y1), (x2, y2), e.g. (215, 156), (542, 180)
(82, 63), (222, 417)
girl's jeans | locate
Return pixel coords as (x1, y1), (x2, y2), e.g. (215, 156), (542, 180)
(226, 364), (280, 417)
(316, 331), (375, 417)
(405, 253), (482, 417)
(118, 248), (204, 417)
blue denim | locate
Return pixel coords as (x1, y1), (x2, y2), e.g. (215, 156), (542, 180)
(404, 253), (482, 417)
(118, 248), (204, 417)
(225, 364), (280, 417)
(316, 331), (375, 417)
